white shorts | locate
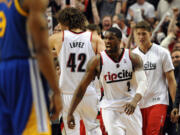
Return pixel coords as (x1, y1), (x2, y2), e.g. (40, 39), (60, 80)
(62, 93), (102, 135)
(102, 106), (142, 135)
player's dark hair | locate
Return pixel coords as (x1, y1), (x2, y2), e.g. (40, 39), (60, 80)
(86, 24), (101, 35)
(106, 27), (122, 40)
(56, 7), (86, 30)
(135, 21), (152, 32)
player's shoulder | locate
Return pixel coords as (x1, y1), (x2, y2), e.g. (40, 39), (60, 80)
(23, 0), (48, 11)
(49, 32), (62, 41)
(153, 43), (170, 54)
(91, 31), (99, 41)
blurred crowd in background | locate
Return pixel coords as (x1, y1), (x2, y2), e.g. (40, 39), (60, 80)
(46, 0), (180, 52)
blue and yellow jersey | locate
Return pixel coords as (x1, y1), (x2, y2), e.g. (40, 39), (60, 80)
(0, 1), (52, 134)
(0, 0), (32, 61)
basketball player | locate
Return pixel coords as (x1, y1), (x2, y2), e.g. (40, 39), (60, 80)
(0, 0), (62, 134)
(133, 21), (177, 135)
(67, 27), (148, 135)
(49, 7), (105, 135)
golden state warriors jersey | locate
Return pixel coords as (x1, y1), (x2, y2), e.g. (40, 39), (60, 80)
(0, 1), (51, 134)
(0, 0), (33, 60)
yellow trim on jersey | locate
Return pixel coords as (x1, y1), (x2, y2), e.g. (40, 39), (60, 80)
(22, 105), (51, 135)
(14, 0), (28, 17)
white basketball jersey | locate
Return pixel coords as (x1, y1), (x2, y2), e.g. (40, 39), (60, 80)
(133, 43), (174, 108)
(100, 49), (136, 111)
(59, 30), (96, 94)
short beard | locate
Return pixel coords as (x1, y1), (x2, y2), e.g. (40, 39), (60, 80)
(107, 46), (118, 54)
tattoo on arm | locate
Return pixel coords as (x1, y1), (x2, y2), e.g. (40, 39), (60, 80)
(130, 52), (143, 71)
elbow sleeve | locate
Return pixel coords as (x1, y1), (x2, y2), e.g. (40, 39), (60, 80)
(135, 70), (148, 97)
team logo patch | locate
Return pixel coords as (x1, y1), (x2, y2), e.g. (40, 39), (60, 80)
(144, 61), (156, 70)
(104, 70), (132, 83)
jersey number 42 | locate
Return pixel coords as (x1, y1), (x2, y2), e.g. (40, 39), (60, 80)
(67, 53), (86, 72)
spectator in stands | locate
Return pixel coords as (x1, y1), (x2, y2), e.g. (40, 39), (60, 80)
(97, 0), (121, 20)
(101, 15), (112, 37)
(163, 48), (180, 135)
(157, 0), (180, 20)
(90, 0), (121, 25)
(170, 48), (180, 134)
(172, 49), (180, 69)
(126, 0), (155, 24)
(160, 8), (180, 51)
(112, 13), (130, 37)
(112, 13), (130, 48)
(171, 81), (180, 135)
(121, 0), (136, 16)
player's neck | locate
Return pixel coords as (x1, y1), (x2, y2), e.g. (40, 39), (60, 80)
(108, 48), (123, 62)
(139, 42), (152, 54)
(70, 28), (84, 33)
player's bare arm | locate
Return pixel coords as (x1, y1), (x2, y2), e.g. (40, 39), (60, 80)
(91, 33), (106, 54)
(124, 52), (147, 115)
(130, 52), (144, 71)
(23, 0), (62, 120)
(67, 55), (101, 129)
(165, 70), (176, 103)
(49, 32), (63, 54)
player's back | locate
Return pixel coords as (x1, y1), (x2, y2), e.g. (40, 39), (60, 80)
(59, 30), (96, 94)
(0, 0), (31, 61)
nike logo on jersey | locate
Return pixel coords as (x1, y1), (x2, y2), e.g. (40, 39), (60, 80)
(69, 42), (84, 48)
(144, 61), (156, 70)
(104, 70), (132, 83)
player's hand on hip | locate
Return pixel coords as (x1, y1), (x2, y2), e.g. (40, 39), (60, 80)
(67, 114), (76, 129)
(50, 90), (63, 120)
(171, 108), (179, 123)
(124, 101), (137, 115)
